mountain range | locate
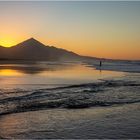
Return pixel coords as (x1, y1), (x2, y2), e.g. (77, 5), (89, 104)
(0, 38), (86, 61)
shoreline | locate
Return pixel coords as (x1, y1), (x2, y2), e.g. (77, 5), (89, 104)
(0, 102), (140, 139)
(0, 62), (140, 139)
(89, 61), (140, 73)
(0, 72), (140, 116)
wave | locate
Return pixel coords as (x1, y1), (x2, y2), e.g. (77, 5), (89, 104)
(0, 79), (140, 115)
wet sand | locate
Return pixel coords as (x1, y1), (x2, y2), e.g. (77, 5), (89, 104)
(0, 103), (140, 139)
(0, 62), (140, 139)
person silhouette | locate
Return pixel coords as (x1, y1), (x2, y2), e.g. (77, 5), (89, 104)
(100, 60), (102, 67)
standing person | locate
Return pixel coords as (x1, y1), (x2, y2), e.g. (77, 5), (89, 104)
(100, 60), (102, 67)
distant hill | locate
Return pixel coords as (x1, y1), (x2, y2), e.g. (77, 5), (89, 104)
(0, 38), (83, 61)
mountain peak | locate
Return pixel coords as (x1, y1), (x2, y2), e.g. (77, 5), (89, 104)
(27, 37), (38, 42)
(16, 37), (46, 48)
(23, 37), (43, 44)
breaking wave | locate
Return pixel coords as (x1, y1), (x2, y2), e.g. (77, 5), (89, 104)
(0, 79), (140, 115)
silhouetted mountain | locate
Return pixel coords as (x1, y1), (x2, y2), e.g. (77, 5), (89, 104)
(0, 38), (82, 61)
(0, 46), (8, 59)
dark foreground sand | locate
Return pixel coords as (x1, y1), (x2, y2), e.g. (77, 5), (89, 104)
(0, 103), (140, 139)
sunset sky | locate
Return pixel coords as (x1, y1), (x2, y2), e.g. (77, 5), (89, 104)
(0, 1), (140, 60)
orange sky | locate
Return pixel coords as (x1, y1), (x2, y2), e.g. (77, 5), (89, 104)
(0, 1), (140, 60)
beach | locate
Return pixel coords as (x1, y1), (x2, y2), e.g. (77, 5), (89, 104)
(0, 61), (140, 139)
(0, 103), (140, 139)
(1, 1), (140, 139)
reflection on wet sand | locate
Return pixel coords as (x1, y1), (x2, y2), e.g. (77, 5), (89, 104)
(0, 103), (140, 139)
(0, 62), (124, 89)
(0, 63), (72, 75)
(0, 69), (22, 76)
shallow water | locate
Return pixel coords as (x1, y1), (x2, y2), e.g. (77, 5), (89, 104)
(0, 62), (140, 139)
(0, 62), (124, 90)
(0, 103), (140, 139)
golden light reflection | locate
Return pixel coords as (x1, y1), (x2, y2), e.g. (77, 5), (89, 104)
(0, 69), (22, 76)
(40, 64), (123, 80)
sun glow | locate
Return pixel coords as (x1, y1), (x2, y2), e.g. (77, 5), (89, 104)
(0, 38), (17, 47)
